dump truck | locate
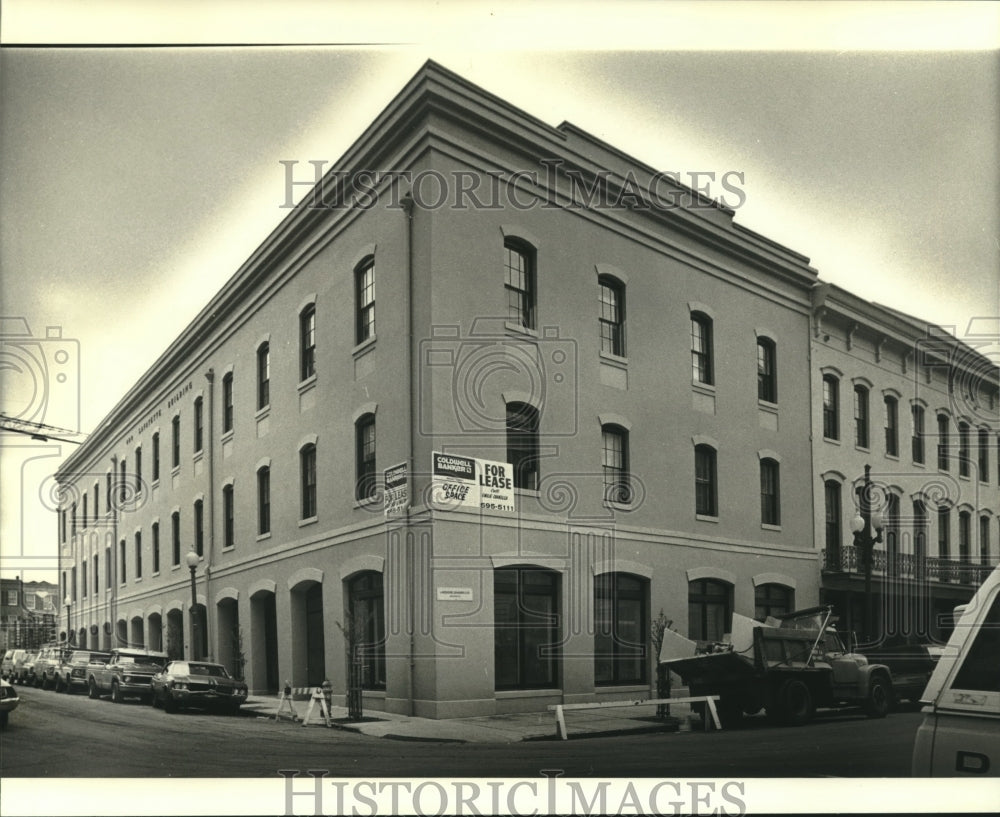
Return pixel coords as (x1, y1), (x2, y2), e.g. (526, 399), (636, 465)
(660, 606), (893, 727)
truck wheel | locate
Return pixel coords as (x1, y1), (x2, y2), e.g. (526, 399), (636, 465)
(864, 675), (891, 719)
(88, 678), (100, 699)
(717, 697), (744, 729)
(777, 679), (814, 726)
(163, 694), (179, 714)
(111, 681), (122, 703)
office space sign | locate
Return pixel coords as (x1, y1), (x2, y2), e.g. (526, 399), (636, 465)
(383, 462), (408, 516)
(431, 452), (515, 513)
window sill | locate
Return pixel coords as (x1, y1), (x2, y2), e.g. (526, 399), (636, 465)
(854, 445), (870, 454)
(885, 453), (899, 462)
(495, 688), (561, 699)
(757, 399), (778, 412)
(823, 437), (841, 445)
(513, 488), (540, 498)
(151, 479), (160, 490)
(761, 523), (782, 532)
(504, 321), (539, 340)
(221, 545), (235, 553)
(172, 465), (181, 476)
(352, 336), (376, 358)
(696, 514), (719, 523)
(193, 450), (204, 462)
(171, 564), (181, 571)
(691, 381), (716, 395)
(603, 500), (633, 513)
(256, 532), (272, 543)
(298, 516), (318, 528)
(255, 405), (271, 420)
(599, 350), (628, 368)
(353, 496), (380, 510)
(221, 429), (234, 444)
(595, 684), (649, 693)
(958, 472), (971, 482)
(297, 375), (317, 394)
(911, 460), (926, 468)
(152, 572), (160, 578)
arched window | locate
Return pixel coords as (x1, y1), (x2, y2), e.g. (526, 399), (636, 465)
(300, 443), (317, 519)
(978, 428), (990, 483)
(937, 414), (950, 470)
(884, 395), (899, 457)
(688, 579), (732, 642)
(911, 404), (925, 463)
(754, 584), (793, 621)
(853, 385), (869, 448)
(690, 312), (713, 385)
(602, 424), (631, 504)
(506, 402), (539, 490)
(494, 566), (560, 690)
(257, 466), (271, 535)
(759, 458), (780, 525)
(594, 573), (647, 685)
(694, 444), (717, 517)
(822, 374), (839, 440)
(598, 275), (625, 357)
(222, 484), (235, 549)
(958, 421), (970, 477)
(824, 480), (842, 569)
(504, 238), (536, 330)
(346, 571), (386, 690)
(757, 337), (777, 403)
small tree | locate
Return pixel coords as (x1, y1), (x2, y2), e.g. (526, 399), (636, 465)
(231, 626), (247, 681)
(337, 609), (373, 722)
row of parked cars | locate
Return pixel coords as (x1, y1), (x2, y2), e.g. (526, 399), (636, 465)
(1, 646), (248, 717)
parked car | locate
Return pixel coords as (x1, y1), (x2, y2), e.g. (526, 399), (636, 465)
(912, 564), (1000, 776)
(56, 650), (110, 694)
(87, 648), (168, 703)
(0, 679), (19, 727)
(11, 651), (38, 685)
(150, 661), (248, 714)
(35, 645), (71, 689)
(1, 649), (23, 680)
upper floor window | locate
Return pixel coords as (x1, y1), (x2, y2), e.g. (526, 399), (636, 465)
(257, 342), (270, 410)
(938, 506), (951, 558)
(172, 415), (181, 468)
(257, 466), (271, 535)
(506, 402), (539, 491)
(82, 494), (88, 529)
(71, 502), (77, 537)
(222, 372), (234, 433)
(355, 257), (375, 344)
(854, 385), (869, 448)
(193, 397), (204, 453)
(695, 444), (718, 517)
(980, 516), (991, 564)
(958, 421), (971, 477)
(135, 531), (142, 579)
(822, 375), (839, 440)
(93, 482), (100, 522)
(504, 239), (536, 330)
(135, 446), (142, 492)
(978, 428), (990, 483)
(884, 396), (899, 457)
(601, 424), (631, 504)
(958, 510), (972, 564)
(760, 458), (780, 526)
(937, 414), (950, 470)
(194, 499), (204, 557)
(598, 276), (625, 357)
(911, 404), (925, 464)
(171, 511), (181, 567)
(301, 443), (317, 520)
(300, 304), (316, 380)
(93, 553), (99, 593)
(152, 522), (160, 574)
(119, 539), (127, 585)
(223, 485), (235, 549)
(355, 415), (377, 501)
(690, 312), (714, 385)
(152, 432), (160, 481)
(106, 471), (112, 511)
(757, 337), (777, 403)
(105, 545), (111, 589)
(824, 480), (842, 567)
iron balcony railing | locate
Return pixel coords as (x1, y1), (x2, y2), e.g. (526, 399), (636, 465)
(822, 544), (994, 587)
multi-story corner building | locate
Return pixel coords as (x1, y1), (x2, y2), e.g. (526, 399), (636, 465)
(1, 578), (58, 650)
(811, 283), (999, 643)
(59, 61), (840, 718)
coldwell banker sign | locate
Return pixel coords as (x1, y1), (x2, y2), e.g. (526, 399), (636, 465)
(431, 452), (516, 513)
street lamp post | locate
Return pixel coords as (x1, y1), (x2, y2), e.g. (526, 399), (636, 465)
(185, 551), (200, 661)
(850, 464), (884, 643)
(64, 595), (72, 646)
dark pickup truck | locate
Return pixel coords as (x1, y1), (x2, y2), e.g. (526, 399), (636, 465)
(856, 640), (939, 705)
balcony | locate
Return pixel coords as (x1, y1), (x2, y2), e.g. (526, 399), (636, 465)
(822, 544), (994, 587)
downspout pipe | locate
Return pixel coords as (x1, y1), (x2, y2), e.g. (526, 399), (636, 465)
(401, 191), (416, 716)
(204, 368), (215, 661)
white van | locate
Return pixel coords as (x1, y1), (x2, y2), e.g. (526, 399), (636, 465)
(911, 564), (1000, 776)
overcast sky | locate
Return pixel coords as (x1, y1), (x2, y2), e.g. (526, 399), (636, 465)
(2, 3), (999, 584)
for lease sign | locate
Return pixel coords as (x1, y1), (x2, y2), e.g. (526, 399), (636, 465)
(431, 452), (515, 513)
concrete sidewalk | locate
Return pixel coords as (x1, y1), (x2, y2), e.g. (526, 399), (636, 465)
(241, 695), (690, 743)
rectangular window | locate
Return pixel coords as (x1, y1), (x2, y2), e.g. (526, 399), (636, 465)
(223, 485), (234, 549)
(854, 386), (869, 448)
(504, 240), (536, 330)
(135, 446), (142, 493)
(688, 579), (731, 642)
(355, 417), (377, 501)
(507, 403), (539, 491)
(152, 432), (160, 481)
(695, 445), (717, 517)
(959, 511), (971, 563)
(355, 258), (375, 344)
(912, 404), (925, 464)
(300, 305), (316, 380)
(106, 471), (112, 511)
(120, 459), (127, 504)
(258, 467), (271, 535)
(194, 499), (204, 557)
(82, 494), (88, 529)
(598, 278), (625, 356)
(119, 540), (126, 585)
(757, 338), (777, 403)
(257, 343), (270, 409)
(135, 531), (142, 579)
(885, 396), (899, 457)
(347, 572), (387, 690)
(760, 459), (780, 525)
(979, 430), (990, 483)
(194, 397), (203, 453)
(172, 415), (180, 468)
(105, 546), (111, 589)
(301, 445), (317, 519)
(824, 481), (842, 568)
(958, 423), (970, 477)
(938, 507), (951, 559)
(602, 426), (631, 504)
(937, 415), (950, 470)
(94, 482), (100, 522)
(152, 522), (160, 574)
(594, 573), (647, 685)
(980, 516), (991, 564)
(93, 554), (99, 594)
(494, 568), (559, 690)
(82, 560), (88, 599)
(222, 373), (234, 433)
(823, 376), (839, 440)
(171, 512), (181, 567)
(71, 502), (77, 537)
(755, 584), (793, 621)
(691, 314), (713, 385)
